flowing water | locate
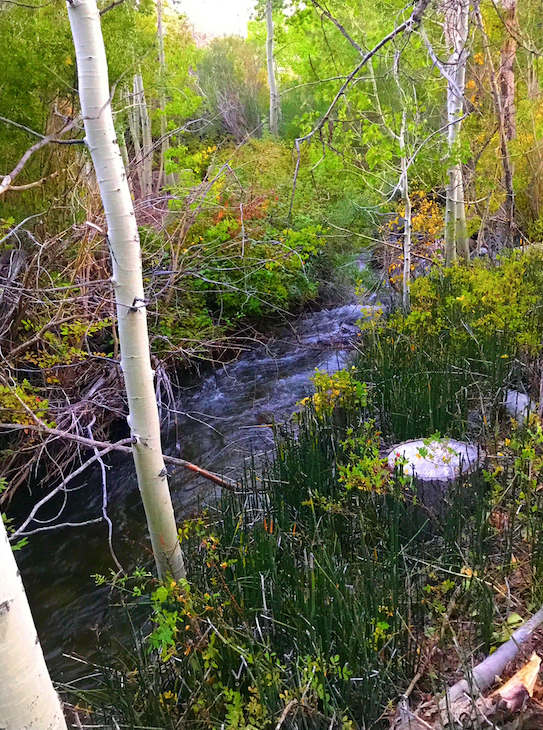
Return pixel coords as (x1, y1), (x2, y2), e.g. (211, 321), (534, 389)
(16, 280), (381, 684)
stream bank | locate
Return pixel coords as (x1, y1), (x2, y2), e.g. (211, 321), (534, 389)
(15, 257), (382, 683)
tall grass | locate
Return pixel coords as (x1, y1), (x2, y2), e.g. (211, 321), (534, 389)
(355, 254), (543, 442)
(356, 320), (516, 441)
(69, 406), (543, 730)
(68, 254), (543, 729)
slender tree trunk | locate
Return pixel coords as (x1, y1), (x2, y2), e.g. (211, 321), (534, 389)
(266, 0), (280, 135)
(475, 6), (515, 246)
(134, 73), (153, 198)
(398, 109), (411, 310)
(500, 0), (517, 142)
(66, 0), (185, 581)
(156, 0), (173, 190)
(527, 56), (539, 101)
(0, 517), (67, 730)
(500, 0), (517, 243)
(444, 0), (470, 264)
(125, 84), (144, 193)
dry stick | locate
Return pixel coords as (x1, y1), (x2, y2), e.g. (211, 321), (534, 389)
(7, 314), (81, 361)
(445, 604), (543, 704)
(10, 440), (132, 540)
(0, 115), (84, 145)
(0, 117), (82, 194)
(7, 170), (65, 192)
(0, 423), (239, 491)
(287, 0), (431, 219)
(88, 420), (124, 572)
(308, 0), (364, 54)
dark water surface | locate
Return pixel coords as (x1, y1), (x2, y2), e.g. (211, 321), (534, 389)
(16, 296), (379, 684)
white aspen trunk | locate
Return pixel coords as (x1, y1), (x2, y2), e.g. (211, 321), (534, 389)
(126, 84), (144, 193)
(399, 112), (411, 310)
(134, 73), (153, 198)
(156, 0), (174, 190)
(66, 0), (185, 581)
(117, 126), (134, 197)
(266, 0), (280, 135)
(0, 518), (67, 730)
(444, 0), (469, 263)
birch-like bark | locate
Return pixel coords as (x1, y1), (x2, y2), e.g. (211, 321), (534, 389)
(156, 0), (173, 190)
(444, 0), (470, 264)
(125, 84), (143, 192)
(66, 0), (185, 581)
(266, 0), (280, 135)
(0, 517), (67, 730)
(400, 143), (412, 310)
(134, 73), (153, 198)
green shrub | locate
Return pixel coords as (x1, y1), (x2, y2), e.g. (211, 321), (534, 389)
(357, 251), (543, 441)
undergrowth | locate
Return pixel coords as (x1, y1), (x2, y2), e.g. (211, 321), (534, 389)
(69, 375), (543, 729)
(356, 250), (543, 442)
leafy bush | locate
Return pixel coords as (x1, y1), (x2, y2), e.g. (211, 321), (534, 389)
(356, 250), (543, 441)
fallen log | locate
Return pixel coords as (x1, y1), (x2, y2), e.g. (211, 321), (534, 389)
(392, 605), (543, 729)
(446, 605), (543, 704)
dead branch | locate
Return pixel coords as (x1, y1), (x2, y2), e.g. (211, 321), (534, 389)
(308, 0), (364, 54)
(7, 170), (65, 191)
(0, 117), (82, 195)
(99, 0), (126, 14)
(0, 422), (240, 491)
(446, 605), (543, 704)
(6, 314), (81, 361)
(0, 115), (84, 145)
(393, 606), (543, 729)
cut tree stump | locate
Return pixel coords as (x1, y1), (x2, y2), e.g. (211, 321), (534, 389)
(387, 439), (483, 514)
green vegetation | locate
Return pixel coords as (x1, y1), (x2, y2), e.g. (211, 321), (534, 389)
(73, 370), (543, 728)
(357, 250), (543, 440)
(3, 0), (543, 726)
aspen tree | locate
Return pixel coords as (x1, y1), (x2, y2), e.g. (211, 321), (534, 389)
(156, 0), (174, 189)
(266, 0), (280, 135)
(66, 0), (185, 581)
(0, 517), (67, 730)
(444, 0), (470, 265)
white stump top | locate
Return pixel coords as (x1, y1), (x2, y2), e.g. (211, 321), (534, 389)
(387, 439), (480, 483)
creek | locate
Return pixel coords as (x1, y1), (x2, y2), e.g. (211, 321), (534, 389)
(16, 274), (381, 684)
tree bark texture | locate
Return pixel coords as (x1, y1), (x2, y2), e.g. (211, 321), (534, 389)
(134, 73), (153, 198)
(444, 0), (470, 265)
(266, 0), (280, 135)
(66, 0), (185, 581)
(500, 0), (517, 142)
(156, 0), (174, 190)
(0, 517), (67, 730)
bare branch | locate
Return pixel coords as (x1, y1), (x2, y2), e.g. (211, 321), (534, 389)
(99, 0), (126, 15)
(0, 115), (84, 145)
(288, 0), (432, 219)
(0, 212), (44, 246)
(308, 0), (364, 55)
(0, 423), (240, 491)
(7, 314), (81, 361)
(0, 117), (82, 194)
(7, 170), (65, 192)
